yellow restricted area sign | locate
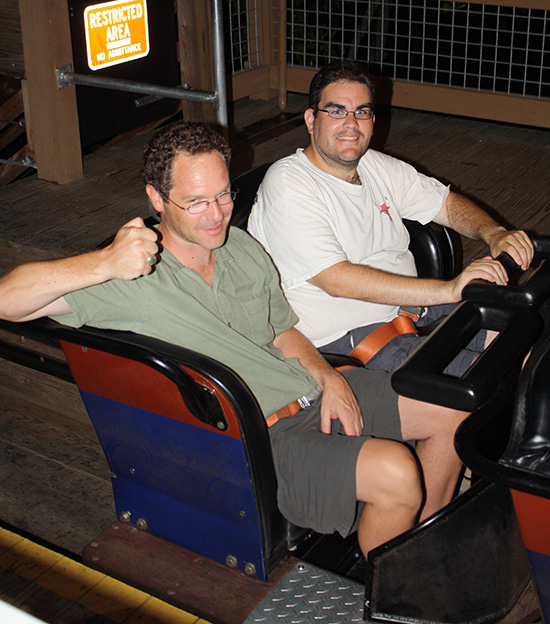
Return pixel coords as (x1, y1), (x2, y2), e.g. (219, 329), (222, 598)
(84, 0), (150, 71)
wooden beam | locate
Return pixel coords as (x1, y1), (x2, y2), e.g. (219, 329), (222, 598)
(285, 67), (550, 129)
(0, 0), (24, 75)
(233, 66), (271, 100)
(18, 0), (83, 183)
(176, 0), (216, 124)
(230, 65), (278, 102)
(384, 81), (550, 129)
(0, 119), (24, 153)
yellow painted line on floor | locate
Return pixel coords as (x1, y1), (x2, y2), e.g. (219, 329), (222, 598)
(0, 535), (63, 581)
(0, 527), (211, 624)
(0, 526), (23, 554)
(38, 556), (106, 602)
(77, 574), (152, 622)
(123, 595), (202, 624)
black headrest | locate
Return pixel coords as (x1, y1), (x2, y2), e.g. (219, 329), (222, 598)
(229, 162), (272, 230)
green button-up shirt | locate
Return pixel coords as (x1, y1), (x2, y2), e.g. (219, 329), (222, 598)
(53, 227), (316, 417)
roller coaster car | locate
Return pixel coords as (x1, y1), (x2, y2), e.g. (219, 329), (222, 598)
(0, 165), (547, 624)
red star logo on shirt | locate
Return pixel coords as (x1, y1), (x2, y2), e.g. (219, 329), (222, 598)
(380, 201), (393, 221)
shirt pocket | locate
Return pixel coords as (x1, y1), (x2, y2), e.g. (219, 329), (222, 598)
(238, 292), (274, 346)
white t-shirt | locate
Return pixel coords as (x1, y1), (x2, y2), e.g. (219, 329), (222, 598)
(248, 149), (449, 346)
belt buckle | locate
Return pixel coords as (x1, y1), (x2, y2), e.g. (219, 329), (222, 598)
(297, 396), (311, 409)
(298, 386), (322, 410)
(399, 306), (425, 322)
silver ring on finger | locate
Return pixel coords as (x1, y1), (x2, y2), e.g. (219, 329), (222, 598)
(147, 255), (156, 266)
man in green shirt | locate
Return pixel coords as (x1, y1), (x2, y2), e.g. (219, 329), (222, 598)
(0, 121), (469, 558)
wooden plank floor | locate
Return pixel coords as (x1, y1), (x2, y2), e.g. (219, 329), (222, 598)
(0, 96), (548, 619)
(0, 352), (114, 554)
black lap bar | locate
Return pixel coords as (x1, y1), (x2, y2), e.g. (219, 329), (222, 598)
(463, 236), (550, 310)
(391, 301), (542, 412)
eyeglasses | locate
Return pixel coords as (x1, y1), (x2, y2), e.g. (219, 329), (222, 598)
(160, 189), (238, 215)
(317, 107), (374, 121)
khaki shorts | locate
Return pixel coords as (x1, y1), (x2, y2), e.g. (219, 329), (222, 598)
(268, 367), (401, 538)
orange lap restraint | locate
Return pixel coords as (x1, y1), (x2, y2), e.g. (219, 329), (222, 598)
(266, 365), (355, 428)
(348, 310), (419, 365)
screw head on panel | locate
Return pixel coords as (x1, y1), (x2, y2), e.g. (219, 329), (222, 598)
(225, 555), (238, 568)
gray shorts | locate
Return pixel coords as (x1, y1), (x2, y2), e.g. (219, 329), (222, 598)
(320, 303), (487, 375)
(268, 367), (401, 538)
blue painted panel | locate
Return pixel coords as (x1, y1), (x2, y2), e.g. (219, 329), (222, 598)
(111, 478), (266, 577)
(80, 391), (268, 578)
(526, 549), (550, 624)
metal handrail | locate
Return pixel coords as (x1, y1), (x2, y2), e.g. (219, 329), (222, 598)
(56, 0), (227, 127)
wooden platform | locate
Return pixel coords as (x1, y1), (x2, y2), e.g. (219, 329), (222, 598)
(83, 522), (298, 624)
(0, 95), (548, 620)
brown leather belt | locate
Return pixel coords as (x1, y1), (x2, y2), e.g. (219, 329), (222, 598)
(348, 310), (419, 365)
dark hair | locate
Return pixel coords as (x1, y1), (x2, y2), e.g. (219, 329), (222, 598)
(141, 121), (231, 195)
(308, 60), (376, 115)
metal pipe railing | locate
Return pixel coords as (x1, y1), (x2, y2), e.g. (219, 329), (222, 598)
(210, 0), (228, 126)
(56, 0), (228, 127)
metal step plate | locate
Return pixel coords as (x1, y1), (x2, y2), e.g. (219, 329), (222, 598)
(244, 561), (364, 623)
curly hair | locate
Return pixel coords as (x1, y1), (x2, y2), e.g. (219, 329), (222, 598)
(308, 60), (376, 116)
(141, 121), (231, 195)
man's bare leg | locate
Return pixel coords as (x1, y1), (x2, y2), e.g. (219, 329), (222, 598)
(356, 438), (423, 556)
(399, 396), (468, 520)
(485, 329), (499, 348)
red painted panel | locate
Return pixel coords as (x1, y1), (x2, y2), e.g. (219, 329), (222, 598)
(60, 340), (242, 439)
(511, 489), (550, 555)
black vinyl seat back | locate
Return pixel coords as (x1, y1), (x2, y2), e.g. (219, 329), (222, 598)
(230, 163), (272, 230)
(452, 300), (550, 499)
(499, 300), (550, 481)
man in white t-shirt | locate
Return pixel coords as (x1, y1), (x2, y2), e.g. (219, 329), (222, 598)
(248, 60), (534, 373)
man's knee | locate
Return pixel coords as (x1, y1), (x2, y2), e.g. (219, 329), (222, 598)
(431, 405), (469, 436)
(399, 396), (469, 441)
(356, 439), (423, 512)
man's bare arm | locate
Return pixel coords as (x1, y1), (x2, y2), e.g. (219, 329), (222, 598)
(273, 327), (363, 436)
(0, 217), (158, 322)
(309, 255), (508, 307)
(435, 191), (534, 270)
(310, 190), (534, 304)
